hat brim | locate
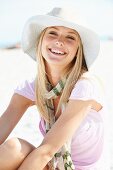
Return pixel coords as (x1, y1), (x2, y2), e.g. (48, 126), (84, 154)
(21, 15), (100, 69)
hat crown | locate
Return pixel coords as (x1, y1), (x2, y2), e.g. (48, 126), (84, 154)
(47, 7), (86, 26)
(47, 7), (61, 17)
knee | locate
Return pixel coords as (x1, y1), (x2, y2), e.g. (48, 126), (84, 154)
(0, 137), (35, 169)
(4, 137), (21, 148)
(0, 137), (25, 170)
(3, 137), (28, 167)
(4, 137), (22, 157)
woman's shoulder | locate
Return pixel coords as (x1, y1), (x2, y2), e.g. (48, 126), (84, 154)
(69, 72), (105, 104)
(14, 77), (35, 101)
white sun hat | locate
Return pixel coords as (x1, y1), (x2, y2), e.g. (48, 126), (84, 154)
(21, 7), (100, 69)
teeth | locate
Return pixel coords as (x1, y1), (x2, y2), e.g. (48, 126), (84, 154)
(50, 49), (65, 55)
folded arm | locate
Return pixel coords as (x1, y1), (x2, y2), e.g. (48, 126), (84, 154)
(18, 99), (102, 170)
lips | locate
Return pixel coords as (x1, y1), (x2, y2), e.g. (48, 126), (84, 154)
(49, 48), (66, 55)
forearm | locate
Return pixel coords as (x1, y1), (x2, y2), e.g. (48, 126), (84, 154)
(18, 145), (51, 170)
(18, 100), (101, 170)
(18, 101), (91, 170)
(41, 99), (101, 154)
(0, 116), (9, 144)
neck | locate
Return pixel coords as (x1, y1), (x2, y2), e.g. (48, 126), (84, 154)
(46, 64), (64, 86)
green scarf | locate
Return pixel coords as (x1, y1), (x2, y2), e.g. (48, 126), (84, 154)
(45, 78), (75, 170)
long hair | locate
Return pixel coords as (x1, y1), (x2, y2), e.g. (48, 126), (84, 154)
(35, 28), (88, 122)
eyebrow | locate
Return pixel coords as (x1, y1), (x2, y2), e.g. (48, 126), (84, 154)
(49, 26), (78, 36)
(49, 26), (58, 30)
(68, 31), (78, 36)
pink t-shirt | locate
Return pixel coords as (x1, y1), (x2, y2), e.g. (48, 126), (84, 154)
(14, 77), (110, 170)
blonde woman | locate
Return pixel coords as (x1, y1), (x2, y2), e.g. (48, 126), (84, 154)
(0, 7), (110, 170)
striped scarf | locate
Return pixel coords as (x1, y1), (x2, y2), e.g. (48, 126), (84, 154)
(45, 78), (75, 170)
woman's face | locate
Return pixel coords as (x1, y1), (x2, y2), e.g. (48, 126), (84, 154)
(41, 26), (80, 67)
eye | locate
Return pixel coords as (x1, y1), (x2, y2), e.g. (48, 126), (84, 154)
(66, 36), (75, 40)
(48, 31), (58, 36)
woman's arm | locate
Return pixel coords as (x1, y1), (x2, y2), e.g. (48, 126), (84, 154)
(18, 99), (102, 170)
(0, 93), (34, 144)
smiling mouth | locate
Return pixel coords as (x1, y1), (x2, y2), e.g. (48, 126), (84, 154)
(49, 48), (66, 55)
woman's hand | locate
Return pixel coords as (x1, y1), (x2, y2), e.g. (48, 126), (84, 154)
(89, 99), (103, 112)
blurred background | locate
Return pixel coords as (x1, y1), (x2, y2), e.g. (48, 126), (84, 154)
(0, 0), (113, 169)
(0, 0), (113, 48)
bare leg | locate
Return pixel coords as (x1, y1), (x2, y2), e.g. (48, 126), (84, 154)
(0, 137), (35, 170)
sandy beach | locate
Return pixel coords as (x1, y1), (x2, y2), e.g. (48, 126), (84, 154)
(0, 40), (113, 169)
(0, 48), (43, 146)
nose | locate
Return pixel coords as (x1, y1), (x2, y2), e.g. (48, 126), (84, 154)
(55, 36), (64, 46)
(55, 41), (63, 46)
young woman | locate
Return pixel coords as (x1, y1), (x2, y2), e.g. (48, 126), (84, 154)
(0, 7), (110, 170)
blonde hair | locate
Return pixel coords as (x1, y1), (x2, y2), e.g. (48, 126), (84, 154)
(35, 28), (88, 122)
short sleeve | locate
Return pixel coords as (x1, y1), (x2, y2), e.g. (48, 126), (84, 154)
(69, 78), (104, 106)
(14, 78), (35, 101)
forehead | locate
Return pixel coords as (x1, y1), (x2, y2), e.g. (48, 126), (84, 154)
(46, 26), (79, 35)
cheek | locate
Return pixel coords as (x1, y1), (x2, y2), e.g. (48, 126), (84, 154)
(43, 35), (55, 43)
(41, 36), (54, 51)
(69, 45), (78, 58)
